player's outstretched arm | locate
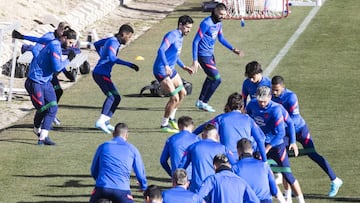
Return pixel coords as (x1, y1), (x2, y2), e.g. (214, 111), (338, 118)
(183, 66), (194, 75)
(232, 48), (245, 57)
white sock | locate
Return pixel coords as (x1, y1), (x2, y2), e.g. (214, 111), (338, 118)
(39, 129), (49, 140)
(332, 177), (342, 184)
(98, 114), (110, 123)
(296, 194), (305, 203)
(284, 189), (292, 199)
(161, 117), (169, 127)
(169, 108), (177, 120)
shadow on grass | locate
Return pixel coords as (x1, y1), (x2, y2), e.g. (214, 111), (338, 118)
(304, 194), (360, 202)
(14, 174), (91, 178)
(0, 137), (36, 145)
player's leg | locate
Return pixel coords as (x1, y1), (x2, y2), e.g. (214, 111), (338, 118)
(92, 73), (115, 134)
(159, 74), (180, 133)
(168, 73), (186, 130)
(38, 82), (58, 145)
(196, 56), (218, 112)
(51, 75), (62, 125)
(268, 143), (304, 203)
(111, 189), (134, 203)
(297, 125), (342, 197)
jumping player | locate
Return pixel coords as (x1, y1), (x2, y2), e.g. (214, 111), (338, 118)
(12, 28), (77, 145)
(92, 24), (139, 134)
(271, 75), (343, 197)
(246, 86), (305, 203)
(241, 61), (271, 107)
(153, 15), (194, 133)
(191, 3), (244, 112)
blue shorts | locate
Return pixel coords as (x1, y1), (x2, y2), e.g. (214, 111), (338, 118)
(93, 72), (119, 96)
(89, 187), (134, 203)
(153, 67), (178, 82)
(25, 78), (57, 110)
(198, 55), (220, 80)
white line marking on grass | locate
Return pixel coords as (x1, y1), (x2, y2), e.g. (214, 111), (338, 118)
(263, 3), (324, 76)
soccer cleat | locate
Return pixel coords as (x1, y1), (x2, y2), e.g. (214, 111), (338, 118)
(195, 100), (203, 109)
(33, 127), (41, 137)
(95, 121), (111, 134)
(106, 124), (115, 132)
(200, 103), (216, 112)
(160, 125), (179, 133)
(38, 137), (56, 146)
(328, 178), (343, 197)
(168, 119), (179, 130)
(53, 117), (61, 126)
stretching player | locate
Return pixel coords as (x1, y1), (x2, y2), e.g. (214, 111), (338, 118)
(92, 24), (139, 134)
(153, 15), (194, 133)
(191, 3), (244, 112)
(160, 116), (200, 179)
(246, 86), (305, 203)
(193, 92), (267, 163)
(241, 61), (271, 107)
(271, 75), (343, 197)
(12, 28), (77, 145)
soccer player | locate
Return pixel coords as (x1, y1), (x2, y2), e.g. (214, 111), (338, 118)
(144, 185), (163, 203)
(233, 138), (287, 203)
(241, 61), (271, 107)
(271, 75), (343, 197)
(153, 15), (194, 133)
(246, 86), (305, 203)
(191, 3), (244, 112)
(162, 169), (200, 203)
(193, 92), (267, 162)
(160, 116), (200, 179)
(12, 28), (77, 145)
(197, 154), (259, 203)
(92, 24), (139, 134)
(178, 124), (229, 192)
(90, 122), (147, 203)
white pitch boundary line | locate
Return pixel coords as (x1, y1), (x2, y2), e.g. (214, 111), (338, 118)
(263, 1), (324, 76)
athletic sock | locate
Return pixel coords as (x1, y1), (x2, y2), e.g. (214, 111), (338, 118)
(169, 108), (177, 120)
(296, 194), (305, 203)
(39, 129), (49, 140)
(98, 114), (110, 124)
(161, 117), (169, 127)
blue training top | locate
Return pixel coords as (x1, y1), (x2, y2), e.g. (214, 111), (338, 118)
(192, 16), (233, 60)
(162, 186), (201, 203)
(90, 136), (147, 191)
(242, 76), (271, 107)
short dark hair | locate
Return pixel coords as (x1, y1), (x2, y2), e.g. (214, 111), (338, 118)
(143, 185), (162, 200)
(271, 75), (285, 85)
(173, 168), (188, 185)
(114, 122), (128, 136)
(225, 92), (244, 112)
(203, 123), (216, 132)
(118, 24), (134, 34)
(237, 138), (253, 153)
(178, 15), (194, 26)
(62, 28), (77, 40)
(245, 61), (262, 78)
(215, 3), (227, 10)
(177, 116), (194, 127)
(213, 153), (229, 165)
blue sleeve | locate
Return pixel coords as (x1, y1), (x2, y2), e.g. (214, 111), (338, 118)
(106, 40), (133, 68)
(62, 47), (81, 55)
(267, 165), (278, 196)
(157, 32), (174, 67)
(90, 146), (101, 180)
(160, 140), (172, 177)
(243, 181), (260, 203)
(242, 81), (249, 107)
(178, 145), (192, 169)
(23, 35), (53, 45)
(49, 42), (69, 72)
(217, 27), (233, 51)
(269, 108), (285, 147)
(176, 58), (185, 69)
(284, 110), (296, 144)
(132, 147), (148, 190)
(192, 22), (208, 60)
(193, 122), (208, 135)
(250, 120), (267, 162)
(94, 38), (107, 56)
(197, 175), (215, 201)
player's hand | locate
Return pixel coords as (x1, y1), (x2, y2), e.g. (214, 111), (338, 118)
(289, 143), (299, 157)
(165, 65), (172, 76)
(130, 64), (139, 72)
(183, 66), (194, 75)
(232, 48), (244, 57)
(12, 30), (24, 39)
(190, 61), (200, 73)
(68, 50), (76, 61)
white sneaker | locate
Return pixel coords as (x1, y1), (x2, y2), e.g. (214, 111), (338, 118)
(95, 121), (111, 134)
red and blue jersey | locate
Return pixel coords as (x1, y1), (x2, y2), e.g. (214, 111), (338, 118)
(90, 136), (147, 191)
(160, 130), (200, 179)
(193, 111), (267, 162)
(242, 76), (271, 106)
(192, 16), (233, 60)
(272, 88), (306, 132)
(246, 99), (285, 147)
(178, 139), (228, 192)
(93, 36), (133, 77)
(153, 29), (185, 75)
(233, 156), (278, 201)
(198, 169), (259, 203)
